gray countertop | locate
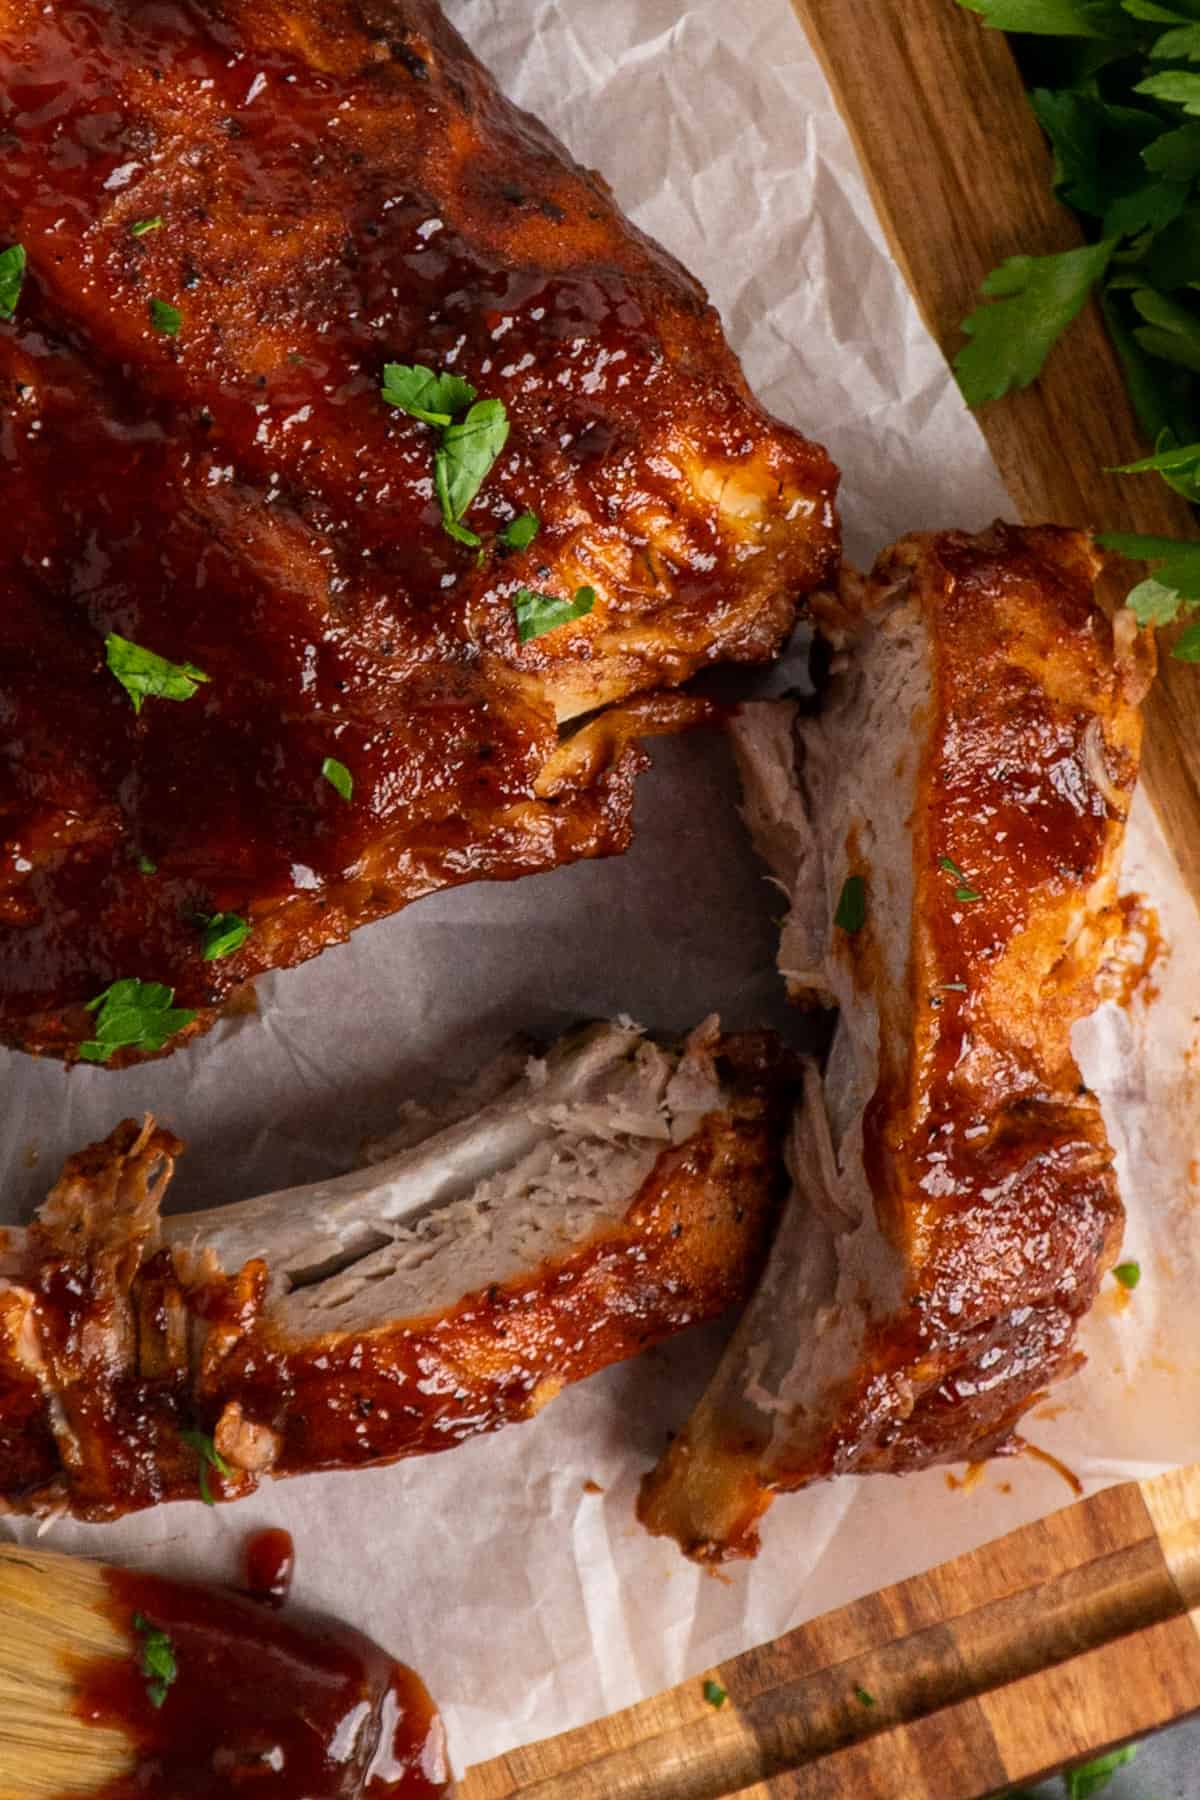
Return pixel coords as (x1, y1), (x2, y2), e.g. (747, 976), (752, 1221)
(1023, 1720), (1198, 1797)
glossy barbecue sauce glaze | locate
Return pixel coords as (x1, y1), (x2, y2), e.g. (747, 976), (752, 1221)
(0, 0), (835, 1055)
(68, 1532), (450, 1798)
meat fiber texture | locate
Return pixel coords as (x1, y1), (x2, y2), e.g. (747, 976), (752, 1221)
(1, 0), (1199, 1779)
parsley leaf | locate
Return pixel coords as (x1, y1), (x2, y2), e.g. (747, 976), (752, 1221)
(959, 0), (1131, 32)
(1142, 119), (1200, 178)
(500, 510), (540, 550)
(1064, 1744), (1137, 1799)
(834, 874), (867, 934)
(853, 1684), (876, 1707)
(381, 361), (477, 427)
(148, 297), (181, 336)
(136, 853), (158, 876)
(0, 244), (26, 320)
(1113, 1258), (1142, 1287)
(1097, 531), (1200, 656)
(434, 398), (510, 545)
(1125, 575), (1189, 623)
(199, 912), (251, 961)
(955, 240), (1116, 405)
(132, 1612), (178, 1710)
(321, 755), (353, 801)
(513, 584), (596, 644)
(1111, 427), (1200, 498)
(79, 979), (197, 1063)
(702, 1679), (727, 1709)
(179, 1427), (233, 1507)
(131, 216), (164, 238)
(1136, 67), (1200, 113)
(938, 855), (982, 901)
(105, 633), (210, 712)
(1130, 286), (1200, 371)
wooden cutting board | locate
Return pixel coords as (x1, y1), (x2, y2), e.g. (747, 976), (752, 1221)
(460, 1464), (1200, 1798)
(462, 5), (1200, 1794)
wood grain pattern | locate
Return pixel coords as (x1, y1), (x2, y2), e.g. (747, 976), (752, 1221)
(460, 1467), (1200, 1798)
(791, 0), (1200, 910)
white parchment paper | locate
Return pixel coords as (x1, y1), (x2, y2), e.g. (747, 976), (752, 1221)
(4, 0), (1200, 1775)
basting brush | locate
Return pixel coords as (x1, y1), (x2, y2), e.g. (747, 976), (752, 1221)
(0, 1542), (449, 1799)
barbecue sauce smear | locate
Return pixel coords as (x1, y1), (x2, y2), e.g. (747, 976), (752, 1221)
(69, 1532), (450, 1797)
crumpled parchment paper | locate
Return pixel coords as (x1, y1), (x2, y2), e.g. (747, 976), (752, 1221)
(3, 0), (1198, 1775)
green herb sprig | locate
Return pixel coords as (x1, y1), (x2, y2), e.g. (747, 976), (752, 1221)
(381, 362), (510, 546)
(132, 1612), (178, 1710)
(179, 1427), (234, 1506)
(513, 584), (596, 644)
(834, 874), (867, 934)
(702, 1678), (727, 1709)
(0, 244), (26, 320)
(321, 755), (353, 801)
(956, 0), (1200, 655)
(79, 979), (197, 1063)
(199, 912), (251, 961)
(105, 633), (210, 712)
(149, 297), (181, 337)
(938, 855), (982, 902)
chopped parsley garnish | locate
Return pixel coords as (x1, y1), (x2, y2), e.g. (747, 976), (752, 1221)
(132, 1612), (178, 1710)
(179, 1427), (234, 1507)
(148, 297), (181, 336)
(434, 398), (510, 546)
(1064, 1744), (1137, 1799)
(381, 361), (477, 426)
(853, 1684), (876, 1708)
(321, 755), (353, 801)
(702, 1679), (727, 1709)
(500, 510), (540, 550)
(105, 633), (210, 712)
(834, 873), (867, 934)
(79, 979), (197, 1063)
(379, 362), (510, 546)
(0, 244), (26, 320)
(938, 855), (982, 902)
(135, 853), (157, 876)
(131, 216), (164, 238)
(199, 912), (251, 961)
(513, 584), (596, 644)
(1113, 1258), (1141, 1289)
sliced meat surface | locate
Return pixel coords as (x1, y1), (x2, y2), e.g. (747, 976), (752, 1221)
(0, 1019), (790, 1519)
(0, 0), (839, 1064)
(638, 524), (1152, 1561)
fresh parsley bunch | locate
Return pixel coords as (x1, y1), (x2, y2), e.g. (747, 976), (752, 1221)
(958, 0), (1200, 655)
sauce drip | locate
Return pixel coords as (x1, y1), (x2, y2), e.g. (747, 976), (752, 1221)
(244, 1527), (295, 1608)
(69, 1552), (449, 1798)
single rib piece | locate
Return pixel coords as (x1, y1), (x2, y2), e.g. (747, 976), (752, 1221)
(638, 524), (1152, 1561)
(0, 0), (839, 1064)
(0, 1019), (789, 1519)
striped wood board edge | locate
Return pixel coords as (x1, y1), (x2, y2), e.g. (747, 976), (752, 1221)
(460, 1465), (1200, 1798)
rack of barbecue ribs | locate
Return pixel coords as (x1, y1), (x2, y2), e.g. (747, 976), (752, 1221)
(0, 1019), (793, 1519)
(0, 0), (839, 1065)
(638, 524), (1154, 1562)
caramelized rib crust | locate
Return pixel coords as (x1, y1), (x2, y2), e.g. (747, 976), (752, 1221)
(639, 524), (1150, 1561)
(0, 1035), (787, 1520)
(0, 0), (839, 1063)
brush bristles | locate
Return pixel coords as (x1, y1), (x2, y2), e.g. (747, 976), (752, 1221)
(0, 1546), (137, 1798)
